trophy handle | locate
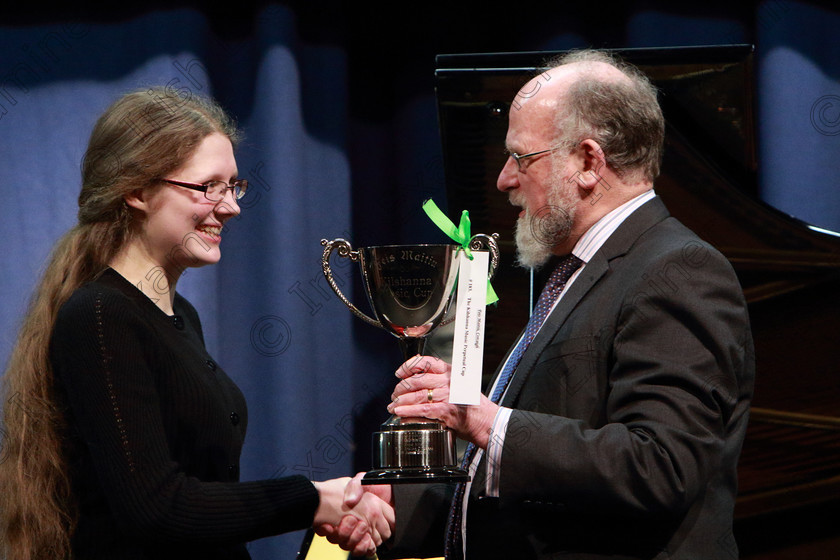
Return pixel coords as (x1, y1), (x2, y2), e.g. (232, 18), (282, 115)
(469, 232), (501, 281)
(320, 238), (382, 329)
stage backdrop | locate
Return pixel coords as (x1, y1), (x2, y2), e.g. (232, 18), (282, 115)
(1, 2), (838, 558)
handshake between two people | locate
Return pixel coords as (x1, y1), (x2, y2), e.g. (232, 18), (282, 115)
(313, 356), (501, 556)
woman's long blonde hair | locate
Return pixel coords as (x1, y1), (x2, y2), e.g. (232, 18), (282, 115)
(0, 87), (239, 559)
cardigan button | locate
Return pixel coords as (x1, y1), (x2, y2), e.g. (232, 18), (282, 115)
(172, 315), (185, 330)
(205, 359), (217, 371)
(230, 412), (240, 426)
(228, 465), (239, 479)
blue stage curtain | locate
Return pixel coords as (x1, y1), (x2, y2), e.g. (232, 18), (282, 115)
(620, 0), (840, 233)
(755, 1), (840, 232)
(1, 2), (839, 559)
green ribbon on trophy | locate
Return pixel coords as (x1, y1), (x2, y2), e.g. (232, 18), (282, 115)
(422, 199), (499, 304)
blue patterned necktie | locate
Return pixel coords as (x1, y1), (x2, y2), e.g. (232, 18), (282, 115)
(443, 253), (584, 560)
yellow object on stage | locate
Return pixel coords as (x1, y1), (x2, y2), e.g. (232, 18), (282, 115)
(302, 532), (354, 559)
(298, 530), (442, 560)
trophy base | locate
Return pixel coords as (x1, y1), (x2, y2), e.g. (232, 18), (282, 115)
(362, 466), (469, 485)
(365, 416), (470, 485)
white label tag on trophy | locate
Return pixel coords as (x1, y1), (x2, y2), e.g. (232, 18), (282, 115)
(448, 250), (488, 405)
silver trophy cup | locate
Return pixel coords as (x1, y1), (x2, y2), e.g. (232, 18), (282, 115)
(321, 236), (498, 484)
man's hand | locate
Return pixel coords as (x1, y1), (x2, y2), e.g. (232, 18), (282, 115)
(314, 473), (394, 557)
(387, 355), (499, 449)
(313, 475), (394, 557)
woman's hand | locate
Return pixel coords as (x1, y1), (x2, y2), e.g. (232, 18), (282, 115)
(313, 475), (394, 557)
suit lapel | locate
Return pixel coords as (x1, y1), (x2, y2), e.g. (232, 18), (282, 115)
(499, 256), (607, 407)
(499, 197), (670, 407)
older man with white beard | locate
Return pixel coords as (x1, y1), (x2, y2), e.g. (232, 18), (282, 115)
(324, 49), (755, 560)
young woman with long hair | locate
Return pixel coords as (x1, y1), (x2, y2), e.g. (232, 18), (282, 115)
(0, 88), (390, 560)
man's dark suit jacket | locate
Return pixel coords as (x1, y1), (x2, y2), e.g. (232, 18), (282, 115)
(385, 197), (755, 560)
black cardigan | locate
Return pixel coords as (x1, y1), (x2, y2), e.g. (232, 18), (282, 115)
(50, 268), (319, 559)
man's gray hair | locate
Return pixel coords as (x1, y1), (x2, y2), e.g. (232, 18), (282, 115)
(543, 49), (665, 182)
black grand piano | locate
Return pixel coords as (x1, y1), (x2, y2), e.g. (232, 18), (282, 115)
(435, 45), (840, 556)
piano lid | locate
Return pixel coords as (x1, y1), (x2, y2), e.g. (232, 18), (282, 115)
(435, 45), (840, 520)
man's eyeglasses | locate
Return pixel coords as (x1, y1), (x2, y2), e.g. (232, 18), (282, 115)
(162, 178), (248, 201)
(507, 146), (563, 171)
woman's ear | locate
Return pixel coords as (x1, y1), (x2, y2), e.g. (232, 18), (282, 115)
(123, 189), (147, 212)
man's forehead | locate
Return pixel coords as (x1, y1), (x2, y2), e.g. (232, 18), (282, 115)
(508, 73), (568, 137)
(506, 100), (556, 148)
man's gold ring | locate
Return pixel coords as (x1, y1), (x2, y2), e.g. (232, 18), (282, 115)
(427, 388), (434, 403)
